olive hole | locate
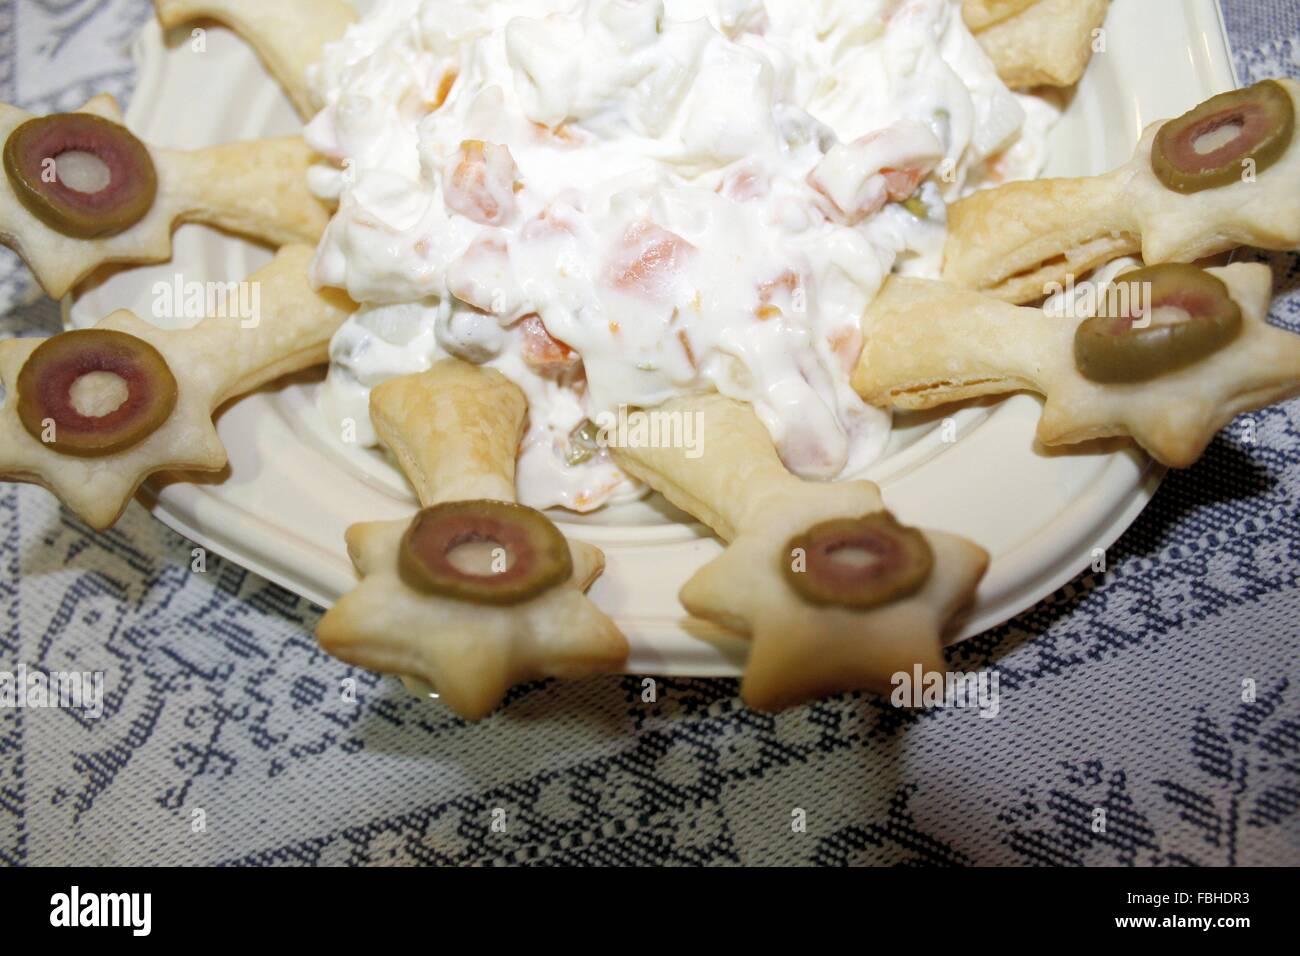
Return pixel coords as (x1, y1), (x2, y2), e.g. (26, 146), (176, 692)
(55, 150), (112, 193)
(1193, 121), (1243, 156)
(69, 371), (129, 418)
(446, 536), (512, 576)
(826, 543), (883, 571)
(1149, 303), (1194, 328)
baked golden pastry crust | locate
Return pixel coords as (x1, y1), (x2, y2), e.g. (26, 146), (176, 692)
(611, 393), (988, 712)
(368, 359), (526, 508)
(0, 94), (331, 299)
(316, 360), (628, 721)
(0, 245), (355, 528)
(943, 79), (1300, 303)
(965, 0), (1109, 89)
(852, 263), (1298, 468)
(154, 0), (357, 119)
(962, 0), (1040, 33)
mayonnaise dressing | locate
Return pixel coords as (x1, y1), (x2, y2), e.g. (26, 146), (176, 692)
(306, 0), (1054, 511)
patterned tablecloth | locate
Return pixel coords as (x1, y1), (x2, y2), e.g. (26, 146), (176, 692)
(2, 0), (1298, 867)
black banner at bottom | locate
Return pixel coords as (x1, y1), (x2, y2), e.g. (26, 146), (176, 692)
(0, 864), (1287, 941)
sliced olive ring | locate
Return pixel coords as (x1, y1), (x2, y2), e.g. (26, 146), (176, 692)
(16, 329), (179, 457)
(399, 500), (574, 605)
(1074, 263), (1243, 384)
(1152, 80), (1295, 193)
(782, 512), (934, 610)
(3, 112), (158, 238)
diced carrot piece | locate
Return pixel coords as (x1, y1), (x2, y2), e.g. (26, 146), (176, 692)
(607, 222), (695, 299)
(518, 314), (579, 375)
(445, 140), (518, 226)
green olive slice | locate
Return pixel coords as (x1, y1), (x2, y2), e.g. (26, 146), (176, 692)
(16, 329), (178, 456)
(783, 512), (934, 609)
(399, 500), (574, 605)
(1152, 80), (1295, 193)
(3, 113), (158, 238)
(1074, 263), (1242, 384)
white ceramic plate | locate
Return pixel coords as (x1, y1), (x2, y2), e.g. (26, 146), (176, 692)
(72, 0), (1236, 676)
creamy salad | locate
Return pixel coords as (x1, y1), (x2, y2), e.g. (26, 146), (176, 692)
(304, 0), (1058, 511)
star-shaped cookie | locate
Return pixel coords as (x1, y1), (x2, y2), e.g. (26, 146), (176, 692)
(318, 517), (626, 721)
(611, 393), (988, 712)
(0, 245), (355, 528)
(853, 262), (1298, 468)
(315, 360), (627, 721)
(964, 0), (1110, 90)
(154, 0), (357, 119)
(944, 78), (1300, 303)
(0, 94), (331, 298)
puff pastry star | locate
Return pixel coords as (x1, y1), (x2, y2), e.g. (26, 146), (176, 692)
(0, 94), (330, 298)
(944, 78), (1300, 303)
(315, 361), (627, 721)
(154, 0), (357, 119)
(964, 0), (1109, 89)
(612, 393), (988, 712)
(0, 245), (355, 528)
(853, 263), (1299, 468)
(318, 519), (625, 721)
